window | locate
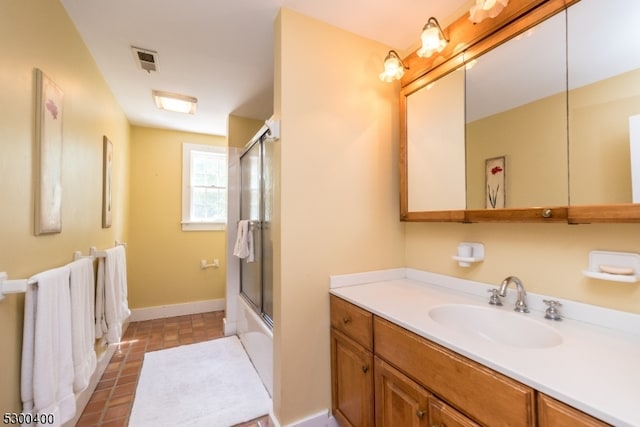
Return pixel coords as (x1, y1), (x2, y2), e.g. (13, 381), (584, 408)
(182, 143), (227, 231)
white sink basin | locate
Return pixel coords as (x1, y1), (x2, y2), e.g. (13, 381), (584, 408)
(429, 304), (563, 349)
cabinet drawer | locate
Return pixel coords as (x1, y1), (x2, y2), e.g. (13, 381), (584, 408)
(330, 295), (373, 350)
(537, 393), (609, 427)
(374, 316), (535, 427)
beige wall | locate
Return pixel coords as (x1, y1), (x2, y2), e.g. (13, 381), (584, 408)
(228, 114), (263, 149)
(0, 0), (130, 412)
(128, 126), (227, 308)
(273, 8), (405, 424)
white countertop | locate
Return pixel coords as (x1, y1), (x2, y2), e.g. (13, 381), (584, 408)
(329, 268), (640, 427)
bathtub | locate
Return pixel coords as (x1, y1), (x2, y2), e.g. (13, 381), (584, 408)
(235, 294), (273, 397)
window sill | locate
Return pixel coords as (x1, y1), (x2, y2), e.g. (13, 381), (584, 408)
(181, 221), (226, 232)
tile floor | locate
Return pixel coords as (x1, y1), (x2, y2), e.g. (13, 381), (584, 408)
(76, 311), (270, 427)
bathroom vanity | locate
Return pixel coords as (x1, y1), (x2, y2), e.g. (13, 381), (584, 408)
(329, 269), (640, 426)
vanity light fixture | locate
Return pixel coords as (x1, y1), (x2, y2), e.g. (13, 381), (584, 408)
(469, 0), (510, 24)
(416, 17), (449, 58)
(152, 90), (198, 114)
(379, 50), (409, 82)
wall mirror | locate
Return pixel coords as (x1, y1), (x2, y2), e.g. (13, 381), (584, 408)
(567, 0), (640, 213)
(400, 0), (640, 222)
(465, 11), (567, 210)
(406, 66), (465, 213)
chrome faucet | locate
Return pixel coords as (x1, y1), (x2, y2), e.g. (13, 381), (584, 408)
(498, 276), (529, 313)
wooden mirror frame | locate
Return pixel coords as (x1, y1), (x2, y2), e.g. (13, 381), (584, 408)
(400, 0), (640, 223)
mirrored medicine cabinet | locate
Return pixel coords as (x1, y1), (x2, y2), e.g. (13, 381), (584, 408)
(400, 0), (640, 223)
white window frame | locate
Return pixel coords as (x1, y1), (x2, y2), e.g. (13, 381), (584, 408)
(181, 143), (227, 231)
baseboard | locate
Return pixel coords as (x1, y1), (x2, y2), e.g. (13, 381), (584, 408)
(129, 298), (225, 322)
(269, 409), (338, 427)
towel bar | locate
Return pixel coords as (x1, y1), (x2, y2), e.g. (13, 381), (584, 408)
(90, 247), (108, 258)
(1, 242), (126, 301)
(0, 272), (34, 301)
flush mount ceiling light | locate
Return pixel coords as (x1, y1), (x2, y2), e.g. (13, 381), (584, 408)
(152, 90), (197, 114)
(469, 0), (510, 24)
(379, 50), (409, 82)
(417, 17), (449, 58)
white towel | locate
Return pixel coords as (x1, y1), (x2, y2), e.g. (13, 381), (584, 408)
(103, 245), (130, 343)
(233, 220), (254, 262)
(21, 266), (76, 427)
(94, 257), (108, 341)
(95, 257), (108, 341)
(68, 258), (97, 393)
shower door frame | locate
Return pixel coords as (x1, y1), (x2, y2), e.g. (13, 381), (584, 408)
(239, 131), (273, 328)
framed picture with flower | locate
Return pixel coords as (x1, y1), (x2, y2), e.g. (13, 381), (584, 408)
(34, 69), (64, 235)
(102, 136), (113, 228)
(485, 156), (505, 209)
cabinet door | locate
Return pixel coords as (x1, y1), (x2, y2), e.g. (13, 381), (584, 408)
(331, 328), (374, 427)
(374, 357), (430, 427)
(538, 394), (610, 427)
(429, 396), (481, 427)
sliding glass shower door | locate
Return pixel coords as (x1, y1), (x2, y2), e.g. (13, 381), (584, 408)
(239, 133), (273, 326)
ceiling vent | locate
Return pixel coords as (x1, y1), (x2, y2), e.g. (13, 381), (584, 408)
(131, 46), (158, 73)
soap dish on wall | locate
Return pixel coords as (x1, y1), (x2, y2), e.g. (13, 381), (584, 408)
(582, 250), (640, 283)
(452, 242), (485, 267)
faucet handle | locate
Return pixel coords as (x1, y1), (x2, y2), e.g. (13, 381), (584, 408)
(487, 288), (503, 306)
(543, 299), (562, 321)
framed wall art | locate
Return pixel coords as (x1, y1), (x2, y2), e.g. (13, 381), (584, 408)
(34, 68), (64, 235)
(485, 156), (505, 209)
(102, 136), (113, 228)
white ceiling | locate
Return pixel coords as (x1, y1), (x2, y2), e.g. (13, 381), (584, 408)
(60, 0), (471, 136)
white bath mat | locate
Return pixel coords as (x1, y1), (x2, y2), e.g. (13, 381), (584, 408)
(129, 336), (270, 427)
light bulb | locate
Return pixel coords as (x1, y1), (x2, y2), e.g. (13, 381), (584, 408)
(417, 18), (448, 58)
(482, 0), (497, 10)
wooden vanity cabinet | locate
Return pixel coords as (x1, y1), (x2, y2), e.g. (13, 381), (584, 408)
(330, 296), (374, 426)
(537, 394), (610, 427)
(330, 296), (609, 427)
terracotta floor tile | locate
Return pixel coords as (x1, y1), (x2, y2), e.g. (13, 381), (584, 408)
(76, 410), (102, 426)
(102, 403), (130, 421)
(100, 418), (127, 427)
(112, 382), (136, 397)
(95, 378), (116, 390)
(82, 399), (108, 415)
(87, 388), (111, 404)
(120, 365), (141, 377)
(115, 373), (138, 386)
(107, 394), (133, 408)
